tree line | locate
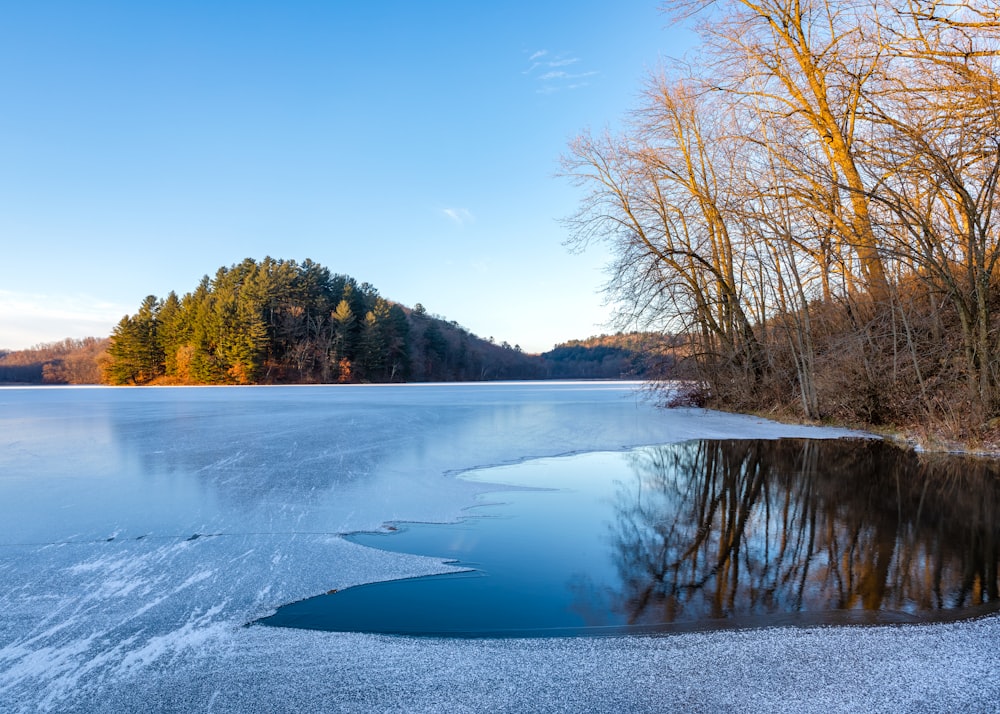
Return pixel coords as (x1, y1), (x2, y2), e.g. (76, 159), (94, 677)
(1, 281), (673, 385)
(0, 337), (107, 385)
(565, 0), (1000, 441)
(541, 332), (679, 379)
(101, 257), (553, 385)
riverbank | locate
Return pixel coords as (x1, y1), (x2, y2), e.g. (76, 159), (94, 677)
(698, 395), (1000, 460)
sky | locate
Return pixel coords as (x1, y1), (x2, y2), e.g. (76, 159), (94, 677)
(0, 1), (698, 353)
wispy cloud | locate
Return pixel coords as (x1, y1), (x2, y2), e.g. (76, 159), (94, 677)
(539, 70), (597, 82)
(523, 49), (597, 94)
(442, 207), (474, 226)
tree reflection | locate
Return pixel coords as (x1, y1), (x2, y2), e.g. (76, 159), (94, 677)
(607, 439), (1000, 627)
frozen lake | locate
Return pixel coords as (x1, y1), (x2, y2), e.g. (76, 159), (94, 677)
(2, 382), (999, 712)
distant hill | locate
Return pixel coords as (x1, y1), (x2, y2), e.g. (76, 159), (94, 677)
(0, 337), (108, 385)
(541, 332), (680, 379)
(94, 257), (550, 385)
(1, 259), (679, 386)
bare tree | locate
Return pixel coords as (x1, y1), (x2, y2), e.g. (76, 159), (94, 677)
(566, 0), (1000, 431)
(564, 77), (770, 400)
(668, 0), (892, 296)
(858, 0), (1000, 416)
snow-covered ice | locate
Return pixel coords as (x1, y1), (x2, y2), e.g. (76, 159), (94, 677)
(1, 382), (997, 712)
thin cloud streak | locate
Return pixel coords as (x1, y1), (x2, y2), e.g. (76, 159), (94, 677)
(524, 49), (597, 94)
(442, 207), (474, 226)
(539, 70), (596, 81)
(546, 58), (580, 68)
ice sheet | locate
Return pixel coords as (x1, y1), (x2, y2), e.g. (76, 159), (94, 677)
(1, 382), (996, 712)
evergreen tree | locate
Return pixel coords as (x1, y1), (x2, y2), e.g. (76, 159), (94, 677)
(422, 321), (448, 379)
(103, 295), (164, 384)
(186, 276), (224, 383)
(386, 303), (410, 381)
(358, 307), (386, 380)
(156, 291), (189, 377)
(330, 298), (356, 381)
(210, 262), (269, 384)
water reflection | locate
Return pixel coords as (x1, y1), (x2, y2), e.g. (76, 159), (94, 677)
(260, 438), (1000, 636)
(607, 439), (1000, 627)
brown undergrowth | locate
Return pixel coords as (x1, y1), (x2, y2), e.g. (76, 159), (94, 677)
(653, 279), (1000, 457)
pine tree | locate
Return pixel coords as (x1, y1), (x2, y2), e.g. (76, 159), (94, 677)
(386, 303), (411, 381)
(156, 291), (189, 377)
(330, 298), (355, 381)
(103, 295), (164, 384)
(358, 308), (386, 380)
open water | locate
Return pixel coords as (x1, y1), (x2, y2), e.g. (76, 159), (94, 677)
(260, 438), (1000, 636)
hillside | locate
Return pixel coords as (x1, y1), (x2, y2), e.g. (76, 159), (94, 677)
(96, 257), (546, 385)
(540, 332), (679, 379)
(0, 338), (108, 385)
(2, 259), (682, 386)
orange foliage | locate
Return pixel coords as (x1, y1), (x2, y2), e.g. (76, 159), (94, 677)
(337, 358), (352, 383)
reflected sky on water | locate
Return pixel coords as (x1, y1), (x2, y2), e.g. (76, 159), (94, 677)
(260, 438), (1000, 636)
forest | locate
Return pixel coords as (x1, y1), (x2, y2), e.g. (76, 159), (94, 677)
(542, 333), (680, 379)
(0, 257), (673, 386)
(99, 257), (543, 385)
(0, 337), (107, 385)
(564, 0), (1000, 445)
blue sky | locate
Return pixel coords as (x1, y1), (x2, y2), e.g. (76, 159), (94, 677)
(0, 1), (696, 353)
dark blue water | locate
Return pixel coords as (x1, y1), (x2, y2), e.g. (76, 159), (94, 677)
(262, 451), (637, 636)
(258, 439), (1000, 637)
